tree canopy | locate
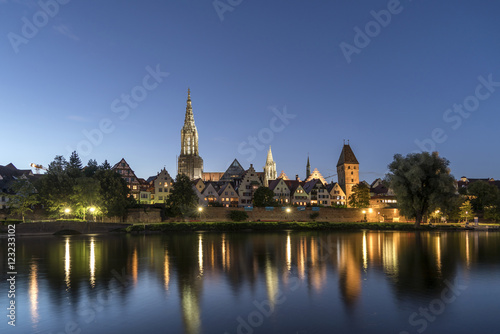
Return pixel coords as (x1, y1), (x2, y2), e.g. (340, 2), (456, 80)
(466, 180), (500, 212)
(165, 174), (199, 217)
(385, 152), (457, 227)
(6, 178), (38, 222)
(36, 152), (132, 220)
(348, 183), (370, 208)
(253, 186), (276, 207)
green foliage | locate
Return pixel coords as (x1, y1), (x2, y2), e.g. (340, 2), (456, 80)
(228, 210), (248, 222)
(484, 205), (500, 222)
(348, 183), (370, 208)
(386, 152), (457, 227)
(459, 200), (474, 222)
(253, 186), (275, 207)
(165, 174), (199, 217)
(5, 179), (38, 222)
(309, 212), (320, 220)
(36, 154), (133, 220)
(467, 181), (500, 212)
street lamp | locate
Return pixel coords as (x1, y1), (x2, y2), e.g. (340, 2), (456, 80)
(89, 207), (96, 222)
(64, 208), (70, 220)
(198, 207), (203, 221)
(362, 210), (367, 222)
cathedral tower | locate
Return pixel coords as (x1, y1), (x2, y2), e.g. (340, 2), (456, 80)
(178, 88), (203, 179)
(306, 155), (311, 179)
(263, 146), (277, 187)
(337, 141), (359, 206)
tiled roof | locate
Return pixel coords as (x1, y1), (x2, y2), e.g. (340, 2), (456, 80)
(337, 144), (359, 167)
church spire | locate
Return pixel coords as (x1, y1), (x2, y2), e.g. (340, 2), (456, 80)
(306, 155), (311, 179)
(266, 146), (274, 164)
(183, 88), (195, 130)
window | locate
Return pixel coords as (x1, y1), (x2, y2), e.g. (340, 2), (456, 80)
(348, 166), (351, 169)
(351, 179), (354, 182)
(159, 196), (163, 200)
(121, 163), (125, 167)
(351, 171), (353, 175)
(133, 185), (137, 190)
(159, 188), (163, 192)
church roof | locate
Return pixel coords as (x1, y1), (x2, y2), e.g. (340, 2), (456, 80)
(337, 144), (359, 167)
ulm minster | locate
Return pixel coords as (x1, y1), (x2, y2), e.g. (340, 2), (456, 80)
(113, 88), (369, 209)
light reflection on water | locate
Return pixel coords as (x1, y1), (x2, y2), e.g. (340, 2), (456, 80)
(2, 231), (500, 334)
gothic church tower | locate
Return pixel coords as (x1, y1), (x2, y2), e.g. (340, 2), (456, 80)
(178, 88), (203, 179)
(263, 146), (277, 187)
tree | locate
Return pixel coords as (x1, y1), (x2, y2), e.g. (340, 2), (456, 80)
(253, 186), (275, 207)
(385, 152), (457, 227)
(84, 159), (99, 177)
(70, 177), (102, 220)
(348, 183), (370, 208)
(459, 200), (473, 222)
(36, 155), (72, 216)
(165, 174), (199, 217)
(95, 169), (134, 219)
(484, 205), (500, 222)
(467, 181), (500, 212)
(6, 179), (38, 222)
(67, 151), (83, 179)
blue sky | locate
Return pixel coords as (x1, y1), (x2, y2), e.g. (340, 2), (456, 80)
(2, 0), (499, 183)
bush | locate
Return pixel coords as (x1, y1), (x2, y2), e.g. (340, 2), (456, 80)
(309, 212), (319, 220)
(228, 210), (248, 222)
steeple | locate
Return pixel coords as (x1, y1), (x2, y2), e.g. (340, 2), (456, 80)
(266, 146), (274, 164)
(306, 155), (311, 179)
(178, 88), (203, 179)
(183, 88), (196, 131)
(263, 146), (277, 187)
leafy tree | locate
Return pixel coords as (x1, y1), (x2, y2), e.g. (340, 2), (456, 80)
(484, 205), (500, 222)
(84, 159), (99, 177)
(348, 183), (370, 208)
(253, 186), (275, 207)
(70, 177), (102, 220)
(6, 179), (38, 222)
(467, 181), (500, 212)
(36, 155), (72, 216)
(385, 152), (457, 227)
(459, 200), (473, 222)
(165, 174), (198, 217)
(95, 169), (134, 219)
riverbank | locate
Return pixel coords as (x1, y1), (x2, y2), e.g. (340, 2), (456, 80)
(124, 221), (466, 233)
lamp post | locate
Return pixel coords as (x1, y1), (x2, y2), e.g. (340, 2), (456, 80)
(286, 207), (291, 222)
(64, 208), (70, 220)
(89, 207), (96, 222)
(198, 207), (203, 221)
(362, 210), (367, 222)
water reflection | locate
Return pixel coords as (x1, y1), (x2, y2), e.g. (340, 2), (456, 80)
(29, 261), (39, 326)
(8, 231), (500, 334)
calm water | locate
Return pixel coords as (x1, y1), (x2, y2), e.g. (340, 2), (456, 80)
(1, 230), (500, 334)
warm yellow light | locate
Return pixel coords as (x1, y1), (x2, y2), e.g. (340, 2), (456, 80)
(286, 208), (291, 213)
(362, 210), (366, 214)
(89, 207), (96, 213)
(64, 208), (71, 214)
(198, 207), (203, 212)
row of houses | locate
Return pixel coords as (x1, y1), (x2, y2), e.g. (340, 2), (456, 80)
(111, 155), (396, 208)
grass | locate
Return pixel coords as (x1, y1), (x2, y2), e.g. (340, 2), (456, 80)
(125, 221), (463, 233)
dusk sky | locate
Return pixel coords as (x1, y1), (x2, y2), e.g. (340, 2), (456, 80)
(2, 0), (499, 183)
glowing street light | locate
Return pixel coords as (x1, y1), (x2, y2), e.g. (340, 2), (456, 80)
(89, 207), (96, 222)
(198, 207), (203, 221)
(64, 208), (70, 220)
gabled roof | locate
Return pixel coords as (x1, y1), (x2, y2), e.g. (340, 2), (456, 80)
(217, 182), (235, 196)
(268, 178), (288, 192)
(303, 179), (325, 194)
(283, 180), (303, 194)
(304, 168), (327, 185)
(277, 170), (289, 180)
(337, 144), (359, 167)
